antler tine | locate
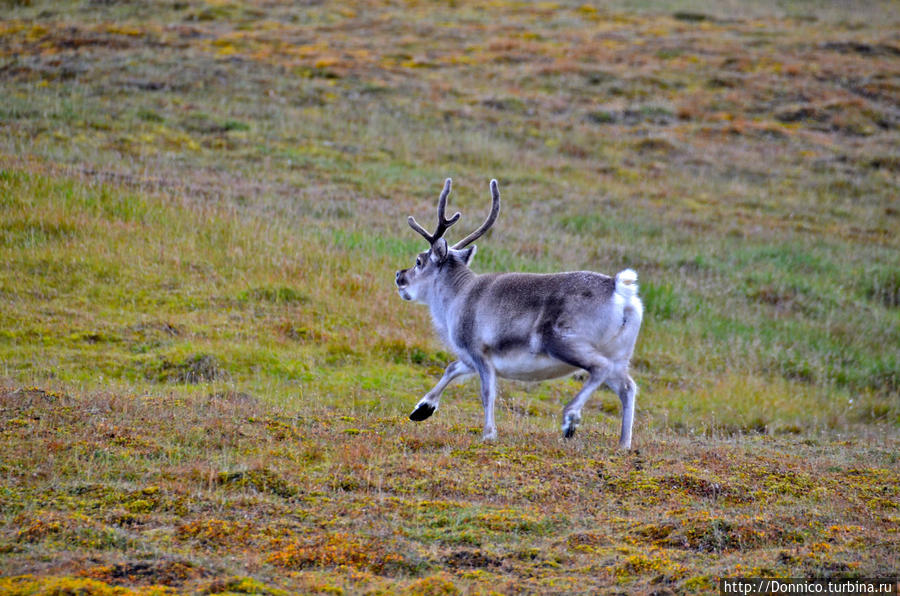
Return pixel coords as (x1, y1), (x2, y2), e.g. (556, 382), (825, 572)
(407, 215), (433, 242)
(407, 178), (460, 245)
(451, 179), (500, 250)
(434, 178), (461, 241)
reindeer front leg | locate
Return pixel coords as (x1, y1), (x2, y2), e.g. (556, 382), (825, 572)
(472, 357), (498, 441)
(409, 360), (473, 421)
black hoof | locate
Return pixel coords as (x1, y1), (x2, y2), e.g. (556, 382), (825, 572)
(563, 426), (576, 439)
(409, 403), (436, 422)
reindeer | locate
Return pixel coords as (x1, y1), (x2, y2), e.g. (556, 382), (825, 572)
(395, 179), (643, 449)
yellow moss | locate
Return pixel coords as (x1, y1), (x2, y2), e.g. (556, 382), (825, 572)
(176, 518), (251, 547)
(204, 576), (289, 595)
(266, 533), (404, 573)
(314, 56), (340, 69)
(103, 24), (145, 37)
(566, 531), (609, 553)
(683, 576), (715, 592)
(216, 44), (238, 56)
(0, 21), (26, 37)
(405, 574), (460, 596)
(617, 551), (688, 582)
(0, 575), (176, 595)
(25, 25), (48, 42)
(125, 499), (154, 513)
(474, 509), (540, 532)
(15, 511), (65, 542)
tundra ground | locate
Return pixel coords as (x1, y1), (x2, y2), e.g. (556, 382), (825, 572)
(1, 0), (898, 593)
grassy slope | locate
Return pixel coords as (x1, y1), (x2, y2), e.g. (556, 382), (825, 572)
(1, 0), (898, 593)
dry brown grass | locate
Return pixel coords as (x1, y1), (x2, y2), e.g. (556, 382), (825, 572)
(1, 0), (898, 592)
(1, 386), (897, 593)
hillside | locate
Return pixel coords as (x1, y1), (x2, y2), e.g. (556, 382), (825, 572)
(1, 0), (898, 593)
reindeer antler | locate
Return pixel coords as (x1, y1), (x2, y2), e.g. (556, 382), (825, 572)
(408, 178), (461, 245)
(451, 179), (500, 250)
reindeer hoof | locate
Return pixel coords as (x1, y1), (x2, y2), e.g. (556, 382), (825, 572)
(562, 413), (580, 439)
(409, 402), (436, 422)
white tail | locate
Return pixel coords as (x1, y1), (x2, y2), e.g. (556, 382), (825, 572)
(615, 269), (638, 299)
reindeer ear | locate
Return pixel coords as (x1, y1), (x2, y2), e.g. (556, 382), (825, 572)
(459, 245), (476, 265)
(430, 238), (448, 263)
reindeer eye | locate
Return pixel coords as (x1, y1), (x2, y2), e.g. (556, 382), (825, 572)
(416, 256), (423, 267)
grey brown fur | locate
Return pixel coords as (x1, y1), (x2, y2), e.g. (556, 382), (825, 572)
(396, 178), (643, 448)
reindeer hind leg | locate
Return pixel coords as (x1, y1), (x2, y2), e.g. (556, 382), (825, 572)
(545, 340), (613, 440)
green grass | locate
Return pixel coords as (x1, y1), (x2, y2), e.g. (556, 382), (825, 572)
(1, 0), (898, 592)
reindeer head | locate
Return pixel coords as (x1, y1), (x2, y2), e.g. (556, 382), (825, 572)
(395, 178), (500, 303)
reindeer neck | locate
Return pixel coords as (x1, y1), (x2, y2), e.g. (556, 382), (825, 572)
(427, 261), (476, 336)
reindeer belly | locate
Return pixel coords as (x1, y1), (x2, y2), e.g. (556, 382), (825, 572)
(490, 351), (579, 381)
